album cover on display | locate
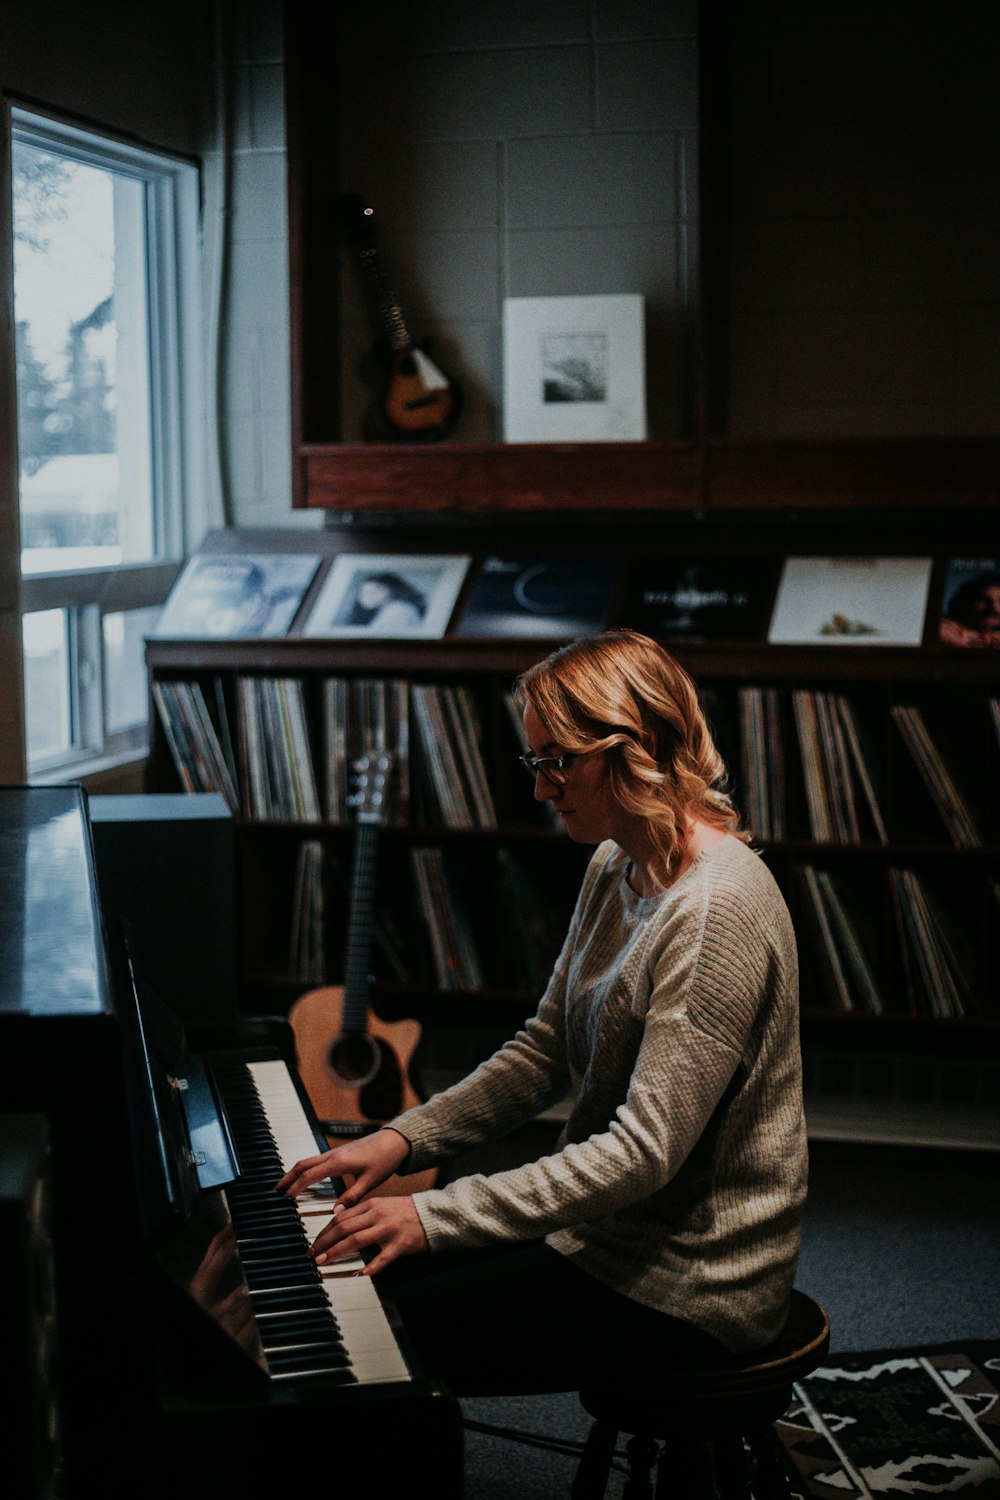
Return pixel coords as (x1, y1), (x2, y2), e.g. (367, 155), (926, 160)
(455, 555), (620, 639)
(620, 557), (781, 641)
(934, 557), (1000, 647)
(154, 552), (322, 638)
(300, 553), (470, 639)
(767, 556), (933, 646)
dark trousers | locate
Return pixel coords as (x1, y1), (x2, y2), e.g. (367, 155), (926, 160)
(378, 1239), (733, 1397)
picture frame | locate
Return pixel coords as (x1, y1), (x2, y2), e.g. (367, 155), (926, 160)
(502, 294), (647, 443)
(300, 553), (470, 639)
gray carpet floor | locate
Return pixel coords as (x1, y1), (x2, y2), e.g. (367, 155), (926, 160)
(450, 1139), (1000, 1499)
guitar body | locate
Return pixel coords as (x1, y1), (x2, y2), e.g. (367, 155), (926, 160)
(289, 990), (438, 1197)
(290, 754), (437, 1195)
(364, 339), (462, 442)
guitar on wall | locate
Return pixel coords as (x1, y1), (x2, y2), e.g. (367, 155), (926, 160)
(337, 192), (462, 443)
(289, 752), (436, 1195)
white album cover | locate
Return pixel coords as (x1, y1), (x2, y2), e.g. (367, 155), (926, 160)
(767, 556), (933, 646)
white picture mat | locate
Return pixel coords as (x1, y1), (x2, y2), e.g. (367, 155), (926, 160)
(768, 556), (933, 645)
(300, 553), (470, 639)
(502, 294), (646, 442)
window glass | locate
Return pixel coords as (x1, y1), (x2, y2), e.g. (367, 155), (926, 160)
(104, 608), (161, 735)
(14, 143), (155, 576)
(22, 611), (73, 762)
(11, 109), (199, 777)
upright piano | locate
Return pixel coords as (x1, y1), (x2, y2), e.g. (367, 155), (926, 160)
(0, 785), (463, 1500)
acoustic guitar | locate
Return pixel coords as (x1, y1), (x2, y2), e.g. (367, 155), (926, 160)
(289, 752), (436, 1195)
(337, 192), (462, 443)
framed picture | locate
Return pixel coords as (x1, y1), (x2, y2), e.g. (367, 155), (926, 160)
(502, 294), (646, 442)
(153, 552), (322, 639)
(300, 553), (470, 639)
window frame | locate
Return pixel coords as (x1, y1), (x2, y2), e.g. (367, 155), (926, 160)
(9, 102), (204, 780)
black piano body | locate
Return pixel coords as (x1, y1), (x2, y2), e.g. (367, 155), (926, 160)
(0, 784), (463, 1500)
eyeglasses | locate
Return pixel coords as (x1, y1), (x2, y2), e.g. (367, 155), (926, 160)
(518, 752), (578, 786)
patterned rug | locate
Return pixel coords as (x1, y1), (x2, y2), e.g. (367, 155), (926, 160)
(777, 1343), (1000, 1497)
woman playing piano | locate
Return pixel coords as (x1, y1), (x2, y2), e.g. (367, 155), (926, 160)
(277, 629), (808, 1396)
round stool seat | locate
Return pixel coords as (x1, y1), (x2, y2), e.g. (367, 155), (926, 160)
(573, 1290), (830, 1500)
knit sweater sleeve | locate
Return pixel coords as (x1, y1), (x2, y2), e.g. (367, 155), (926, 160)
(399, 843), (773, 1251)
(385, 847), (604, 1163)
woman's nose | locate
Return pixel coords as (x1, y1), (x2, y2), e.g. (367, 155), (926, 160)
(534, 772), (558, 801)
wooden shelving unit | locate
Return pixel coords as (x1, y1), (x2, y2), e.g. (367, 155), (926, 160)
(145, 525), (1000, 1150)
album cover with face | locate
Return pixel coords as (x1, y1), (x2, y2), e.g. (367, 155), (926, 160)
(935, 557), (1000, 648)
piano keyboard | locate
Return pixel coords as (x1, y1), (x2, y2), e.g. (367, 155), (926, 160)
(217, 1057), (411, 1387)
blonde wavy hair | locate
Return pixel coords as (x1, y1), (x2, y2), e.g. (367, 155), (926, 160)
(514, 629), (748, 879)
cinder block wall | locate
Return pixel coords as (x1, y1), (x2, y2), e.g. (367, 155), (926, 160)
(331, 1), (700, 446)
(210, 0), (1000, 524)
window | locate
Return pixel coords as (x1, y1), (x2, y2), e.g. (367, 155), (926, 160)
(11, 106), (202, 776)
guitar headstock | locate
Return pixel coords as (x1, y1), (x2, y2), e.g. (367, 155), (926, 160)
(336, 193), (378, 248)
(348, 752), (395, 826)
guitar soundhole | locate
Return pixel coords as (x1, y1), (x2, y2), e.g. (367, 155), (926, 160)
(326, 1032), (381, 1088)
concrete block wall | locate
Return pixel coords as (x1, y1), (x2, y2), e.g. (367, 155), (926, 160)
(189, 0), (1000, 528)
(330, 1), (700, 447)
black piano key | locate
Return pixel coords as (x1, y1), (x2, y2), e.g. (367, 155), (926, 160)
(257, 1312), (342, 1339)
(266, 1348), (352, 1375)
(246, 1284), (330, 1312)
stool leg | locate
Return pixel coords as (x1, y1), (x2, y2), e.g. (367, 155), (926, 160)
(623, 1434), (660, 1500)
(655, 1435), (714, 1500)
(713, 1435), (752, 1499)
(572, 1418), (619, 1500)
(746, 1426), (793, 1500)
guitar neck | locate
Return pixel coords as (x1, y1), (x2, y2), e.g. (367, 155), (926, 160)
(340, 818), (380, 1032)
(358, 245), (412, 352)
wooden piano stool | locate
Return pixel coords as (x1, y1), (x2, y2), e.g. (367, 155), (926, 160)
(571, 1289), (830, 1500)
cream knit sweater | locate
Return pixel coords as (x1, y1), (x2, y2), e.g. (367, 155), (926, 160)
(391, 836), (808, 1353)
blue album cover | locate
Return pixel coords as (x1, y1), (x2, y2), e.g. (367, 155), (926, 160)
(456, 555), (620, 639)
(154, 552), (322, 638)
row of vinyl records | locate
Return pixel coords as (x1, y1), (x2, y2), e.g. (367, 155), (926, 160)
(289, 841), (565, 994)
(153, 677), (503, 828)
(737, 688), (996, 848)
(291, 845), (994, 1022)
(795, 862), (992, 1021)
(154, 675), (998, 845)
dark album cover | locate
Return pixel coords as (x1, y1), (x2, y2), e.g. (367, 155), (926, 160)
(456, 555), (619, 639)
(621, 558), (780, 641)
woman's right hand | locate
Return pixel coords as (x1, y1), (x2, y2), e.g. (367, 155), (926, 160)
(275, 1126), (413, 1209)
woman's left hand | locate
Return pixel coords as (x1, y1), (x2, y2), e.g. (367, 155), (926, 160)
(310, 1193), (429, 1276)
